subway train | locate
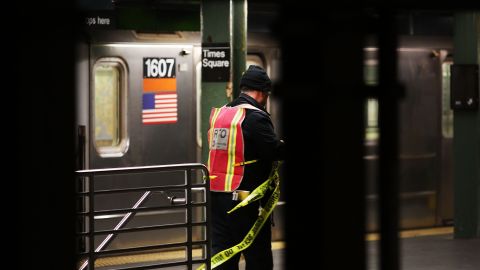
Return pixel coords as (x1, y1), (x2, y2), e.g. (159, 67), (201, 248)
(75, 30), (284, 258)
(74, 28), (454, 255)
(363, 36), (454, 231)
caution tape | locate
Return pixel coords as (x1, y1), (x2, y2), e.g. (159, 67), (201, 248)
(197, 162), (282, 270)
(234, 159), (258, 167)
(227, 169), (276, 214)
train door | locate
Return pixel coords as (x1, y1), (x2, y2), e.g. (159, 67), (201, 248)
(396, 48), (442, 228)
(88, 43), (196, 169)
(364, 43), (449, 231)
(76, 33), (199, 252)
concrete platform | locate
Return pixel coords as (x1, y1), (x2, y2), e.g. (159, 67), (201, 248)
(367, 232), (480, 270)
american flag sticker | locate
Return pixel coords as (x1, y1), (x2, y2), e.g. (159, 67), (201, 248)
(142, 57), (178, 125)
(142, 92), (178, 124)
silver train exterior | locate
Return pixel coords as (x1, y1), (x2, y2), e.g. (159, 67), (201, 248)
(75, 31), (284, 250)
(364, 36), (454, 231)
(75, 31), (453, 250)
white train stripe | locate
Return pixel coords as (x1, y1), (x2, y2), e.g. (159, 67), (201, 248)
(155, 99), (177, 104)
(142, 113), (178, 118)
(155, 94), (177, 99)
(143, 108), (177, 113)
(154, 104), (177, 108)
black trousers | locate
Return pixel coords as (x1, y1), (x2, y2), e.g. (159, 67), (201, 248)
(210, 192), (273, 270)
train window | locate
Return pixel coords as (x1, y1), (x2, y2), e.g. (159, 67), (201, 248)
(441, 61), (454, 138)
(364, 63), (379, 141)
(364, 61), (378, 86)
(366, 99), (379, 140)
(93, 58), (128, 157)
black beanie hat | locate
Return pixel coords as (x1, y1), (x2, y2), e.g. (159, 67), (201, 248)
(240, 65), (272, 93)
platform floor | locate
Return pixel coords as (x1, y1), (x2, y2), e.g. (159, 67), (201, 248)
(367, 232), (480, 270)
(250, 228), (480, 270)
(93, 228), (479, 270)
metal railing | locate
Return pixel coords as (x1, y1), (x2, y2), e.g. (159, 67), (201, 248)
(76, 163), (211, 270)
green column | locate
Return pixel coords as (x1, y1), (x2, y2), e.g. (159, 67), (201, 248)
(232, 0), (247, 98)
(201, 0), (231, 164)
(453, 12), (480, 238)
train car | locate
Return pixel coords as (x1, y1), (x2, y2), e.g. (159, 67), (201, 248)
(75, 30), (284, 254)
(75, 27), (454, 259)
(364, 36), (454, 230)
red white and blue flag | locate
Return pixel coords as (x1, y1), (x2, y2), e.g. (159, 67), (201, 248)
(142, 57), (177, 125)
(142, 92), (178, 124)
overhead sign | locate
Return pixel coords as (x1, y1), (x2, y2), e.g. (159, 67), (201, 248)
(82, 11), (116, 29)
(202, 43), (230, 82)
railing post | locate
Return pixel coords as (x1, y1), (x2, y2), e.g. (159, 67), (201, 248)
(206, 171), (212, 270)
(76, 163), (211, 270)
(88, 175), (95, 270)
(187, 168), (193, 270)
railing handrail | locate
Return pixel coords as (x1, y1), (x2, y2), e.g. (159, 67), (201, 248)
(76, 162), (211, 270)
(76, 163), (208, 176)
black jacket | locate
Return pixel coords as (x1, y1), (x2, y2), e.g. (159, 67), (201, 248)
(227, 93), (285, 191)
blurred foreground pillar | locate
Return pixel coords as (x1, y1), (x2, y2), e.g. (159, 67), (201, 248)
(278, 5), (366, 269)
(453, 12), (480, 238)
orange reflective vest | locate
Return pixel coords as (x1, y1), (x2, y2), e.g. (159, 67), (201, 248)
(207, 105), (248, 192)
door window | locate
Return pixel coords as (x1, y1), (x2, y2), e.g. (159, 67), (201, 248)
(93, 58), (129, 157)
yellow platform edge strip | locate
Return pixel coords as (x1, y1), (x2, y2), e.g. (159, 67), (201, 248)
(365, 226), (454, 241)
(89, 227), (453, 267)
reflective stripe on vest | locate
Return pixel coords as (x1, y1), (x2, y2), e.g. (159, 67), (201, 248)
(207, 106), (246, 191)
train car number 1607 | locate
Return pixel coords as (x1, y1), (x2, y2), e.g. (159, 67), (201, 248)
(143, 57), (176, 78)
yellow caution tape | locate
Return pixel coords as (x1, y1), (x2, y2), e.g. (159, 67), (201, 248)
(197, 162), (282, 270)
(227, 172), (274, 214)
(234, 159), (258, 167)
